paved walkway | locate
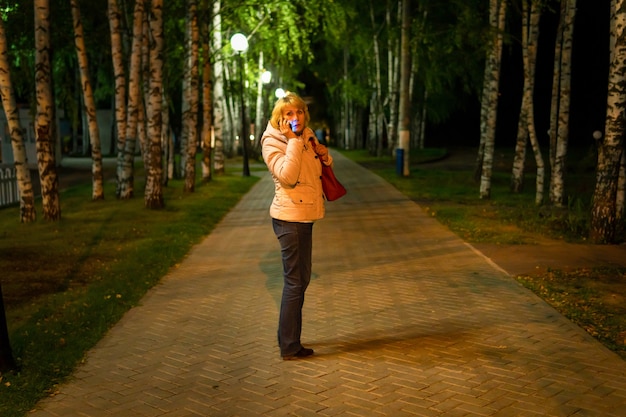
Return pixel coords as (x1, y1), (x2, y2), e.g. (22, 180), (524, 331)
(31, 152), (626, 417)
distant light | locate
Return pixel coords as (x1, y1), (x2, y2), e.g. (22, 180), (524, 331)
(275, 88), (286, 99)
(230, 33), (248, 53)
(261, 71), (272, 84)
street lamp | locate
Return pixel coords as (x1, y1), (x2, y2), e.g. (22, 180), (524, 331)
(230, 33), (250, 177)
(275, 88), (286, 99)
(261, 70), (272, 84)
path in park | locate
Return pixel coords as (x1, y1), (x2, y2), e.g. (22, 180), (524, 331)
(31, 152), (626, 416)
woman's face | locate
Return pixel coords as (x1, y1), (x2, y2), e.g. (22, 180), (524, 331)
(281, 105), (305, 134)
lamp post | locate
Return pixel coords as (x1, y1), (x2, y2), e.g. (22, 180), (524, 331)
(255, 65), (271, 151)
(230, 33), (250, 177)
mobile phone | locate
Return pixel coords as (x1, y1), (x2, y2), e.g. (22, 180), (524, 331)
(289, 120), (297, 132)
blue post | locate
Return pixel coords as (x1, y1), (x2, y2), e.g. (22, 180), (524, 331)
(396, 149), (404, 176)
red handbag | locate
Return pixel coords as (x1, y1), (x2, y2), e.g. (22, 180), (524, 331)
(309, 138), (346, 201)
(320, 161), (347, 201)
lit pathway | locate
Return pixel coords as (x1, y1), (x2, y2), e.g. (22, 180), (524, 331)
(31, 152), (626, 416)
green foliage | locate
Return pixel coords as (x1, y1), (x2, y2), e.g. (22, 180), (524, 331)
(411, 0), (489, 124)
(0, 165), (258, 417)
(0, 0), (494, 148)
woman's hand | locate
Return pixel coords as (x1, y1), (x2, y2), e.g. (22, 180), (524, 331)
(314, 143), (329, 163)
(279, 119), (297, 139)
(303, 128), (329, 162)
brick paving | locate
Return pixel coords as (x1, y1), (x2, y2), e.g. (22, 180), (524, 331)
(30, 152), (626, 416)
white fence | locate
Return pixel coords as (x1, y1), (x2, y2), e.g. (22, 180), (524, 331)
(0, 165), (19, 207)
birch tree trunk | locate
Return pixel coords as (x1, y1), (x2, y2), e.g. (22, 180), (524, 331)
(511, 0), (545, 205)
(253, 51), (264, 157)
(34, 0), (60, 220)
(386, 0), (400, 156)
(136, 87), (148, 164)
(163, 91), (174, 184)
(109, 0), (127, 197)
(71, 0), (104, 201)
(138, 8), (150, 164)
(475, 0), (503, 182)
(145, 0), (164, 209)
(548, 2), (563, 172)
(478, 0), (506, 199)
(183, 0), (199, 192)
(511, 1), (531, 194)
(397, 0), (411, 176)
(179, 43), (190, 179)
(0, 15), (36, 222)
(201, 0), (213, 183)
(118, 0), (144, 199)
(369, 0), (384, 156)
(590, 0), (626, 244)
(418, 89), (427, 150)
(212, 0), (225, 174)
(550, 0), (577, 207)
(342, 47), (351, 150)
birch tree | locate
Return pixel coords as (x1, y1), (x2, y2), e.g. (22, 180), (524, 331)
(118, 0), (145, 199)
(511, 0), (545, 205)
(183, 0), (200, 192)
(34, 0), (61, 220)
(397, 0), (411, 176)
(549, 0), (577, 207)
(138, 8), (150, 163)
(212, 0), (226, 174)
(386, 0), (400, 156)
(589, 0), (626, 244)
(163, 92), (174, 184)
(477, 0), (506, 199)
(71, 0), (104, 201)
(200, 0), (213, 183)
(253, 50), (265, 157)
(145, 0), (164, 209)
(109, 0), (127, 197)
(0, 14), (36, 222)
(368, 0), (384, 157)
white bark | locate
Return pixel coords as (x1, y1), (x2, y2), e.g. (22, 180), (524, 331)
(0, 14), (35, 222)
(34, 0), (60, 219)
(71, 0), (104, 201)
(145, 0), (164, 209)
(550, 0), (577, 207)
(478, 0), (506, 199)
(590, 0), (626, 243)
(212, 0), (225, 174)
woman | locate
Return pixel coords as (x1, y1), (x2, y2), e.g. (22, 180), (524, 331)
(260, 92), (332, 360)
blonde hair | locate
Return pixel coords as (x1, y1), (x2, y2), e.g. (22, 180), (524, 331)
(269, 92), (310, 129)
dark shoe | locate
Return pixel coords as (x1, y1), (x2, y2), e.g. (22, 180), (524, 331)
(282, 347), (314, 360)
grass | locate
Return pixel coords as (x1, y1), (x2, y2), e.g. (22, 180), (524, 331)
(516, 267), (626, 355)
(0, 160), (259, 417)
(344, 147), (626, 360)
(350, 147), (597, 244)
